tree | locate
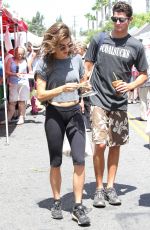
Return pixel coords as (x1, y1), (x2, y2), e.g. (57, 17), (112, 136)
(27, 11), (46, 37)
(84, 13), (92, 31)
(56, 15), (63, 22)
(92, 0), (101, 29)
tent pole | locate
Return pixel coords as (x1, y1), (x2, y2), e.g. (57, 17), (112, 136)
(0, 8), (9, 144)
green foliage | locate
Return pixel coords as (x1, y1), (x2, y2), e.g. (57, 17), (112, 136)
(131, 12), (150, 28)
(3, 2), (9, 8)
(83, 11), (150, 44)
(56, 15), (63, 22)
(28, 11), (46, 37)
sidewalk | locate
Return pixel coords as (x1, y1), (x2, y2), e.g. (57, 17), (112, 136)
(0, 104), (150, 230)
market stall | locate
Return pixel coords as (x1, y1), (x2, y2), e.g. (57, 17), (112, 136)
(0, 1), (28, 143)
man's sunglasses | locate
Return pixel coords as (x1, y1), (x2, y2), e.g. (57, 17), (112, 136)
(111, 16), (129, 23)
(58, 43), (73, 51)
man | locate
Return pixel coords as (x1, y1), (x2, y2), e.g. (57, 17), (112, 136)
(84, 1), (148, 207)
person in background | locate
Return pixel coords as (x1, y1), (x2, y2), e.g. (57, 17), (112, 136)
(28, 45), (43, 115)
(75, 41), (92, 131)
(138, 39), (150, 121)
(128, 65), (139, 104)
(34, 22), (90, 226)
(0, 46), (3, 105)
(84, 1), (148, 208)
(0, 46), (31, 125)
(26, 41), (33, 60)
(0, 45), (8, 106)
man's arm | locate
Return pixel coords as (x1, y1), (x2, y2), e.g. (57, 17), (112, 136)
(116, 71), (148, 93)
(131, 71), (148, 89)
(83, 60), (94, 81)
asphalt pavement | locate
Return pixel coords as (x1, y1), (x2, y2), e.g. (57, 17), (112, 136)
(0, 103), (150, 230)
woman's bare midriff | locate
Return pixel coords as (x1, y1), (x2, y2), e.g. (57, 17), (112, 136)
(50, 100), (79, 107)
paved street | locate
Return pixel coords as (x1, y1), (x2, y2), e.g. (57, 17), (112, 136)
(0, 103), (150, 230)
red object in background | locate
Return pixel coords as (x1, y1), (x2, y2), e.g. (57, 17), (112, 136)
(0, 8), (28, 33)
(8, 49), (14, 55)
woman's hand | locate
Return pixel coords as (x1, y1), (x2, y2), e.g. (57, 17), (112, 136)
(78, 81), (92, 94)
(16, 73), (23, 78)
(63, 82), (79, 92)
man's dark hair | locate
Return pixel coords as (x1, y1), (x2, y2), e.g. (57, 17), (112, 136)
(112, 1), (133, 18)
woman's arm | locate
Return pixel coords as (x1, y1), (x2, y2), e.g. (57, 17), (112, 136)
(5, 59), (16, 77)
(36, 75), (79, 102)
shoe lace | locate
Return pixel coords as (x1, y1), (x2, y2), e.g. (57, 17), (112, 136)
(53, 201), (61, 211)
(107, 188), (118, 199)
(95, 189), (105, 199)
(75, 206), (86, 218)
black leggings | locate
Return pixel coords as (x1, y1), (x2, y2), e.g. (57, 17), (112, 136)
(45, 104), (85, 167)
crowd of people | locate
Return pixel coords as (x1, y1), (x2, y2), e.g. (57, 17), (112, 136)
(0, 41), (44, 124)
(0, 0), (150, 227)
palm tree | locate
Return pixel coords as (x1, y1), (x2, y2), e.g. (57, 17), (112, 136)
(92, 0), (101, 29)
(84, 13), (92, 31)
(90, 15), (97, 30)
(146, 0), (150, 12)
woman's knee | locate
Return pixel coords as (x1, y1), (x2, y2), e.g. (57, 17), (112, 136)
(50, 155), (62, 167)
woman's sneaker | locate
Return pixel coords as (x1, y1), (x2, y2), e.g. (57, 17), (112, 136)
(51, 200), (63, 219)
(72, 204), (90, 226)
(105, 187), (121, 205)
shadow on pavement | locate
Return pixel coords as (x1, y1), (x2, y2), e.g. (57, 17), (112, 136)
(37, 190), (91, 213)
(139, 193), (150, 207)
(0, 123), (17, 137)
(37, 182), (137, 213)
(129, 117), (147, 122)
(24, 120), (43, 124)
(144, 144), (150, 150)
(37, 194), (74, 213)
(84, 182), (137, 199)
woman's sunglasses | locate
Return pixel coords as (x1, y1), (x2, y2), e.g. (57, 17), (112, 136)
(58, 43), (73, 51)
(111, 16), (129, 23)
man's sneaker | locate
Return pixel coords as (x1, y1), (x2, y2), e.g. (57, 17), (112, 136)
(51, 200), (63, 219)
(93, 188), (106, 207)
(105, 187), (121, 205)
(72, 204), (90, 226)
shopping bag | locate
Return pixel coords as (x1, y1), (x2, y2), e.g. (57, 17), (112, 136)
(62, 134), (71, 157)
(85, 132), (93, 156)
(145, 108), (150, 136)
(62, 132), (93, 157)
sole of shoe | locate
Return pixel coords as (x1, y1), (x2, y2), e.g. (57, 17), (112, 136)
(105, 196), (121, 206)
(51, 213), (63, 219)
(108, 201), (121, 206)
(93, 202), (106, 208)
(72, 214), (90, 226)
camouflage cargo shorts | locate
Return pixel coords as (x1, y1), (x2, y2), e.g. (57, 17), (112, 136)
(91, 106), (129, 146)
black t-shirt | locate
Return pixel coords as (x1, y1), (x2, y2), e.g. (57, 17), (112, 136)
(85, 32), (148, 111)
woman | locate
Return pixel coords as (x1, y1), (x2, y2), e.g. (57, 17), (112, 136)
(2, 46), (31, 125)
(35, 22), (90, 226)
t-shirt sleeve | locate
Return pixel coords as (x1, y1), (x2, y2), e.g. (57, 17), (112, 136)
(34, 58), (47, 81)
(134, 43), (148, 72)
(84, 34), (100, 63)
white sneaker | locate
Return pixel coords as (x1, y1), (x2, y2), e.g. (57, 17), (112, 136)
(16, 116), (24, 125)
